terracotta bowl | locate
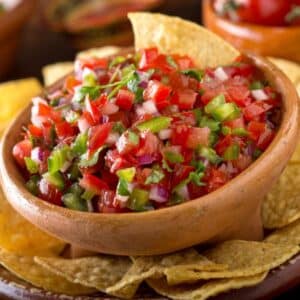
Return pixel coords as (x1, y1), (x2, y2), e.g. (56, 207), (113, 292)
(0, 0), (36, 79)
(0, 53), (299, 256)
(203, 0), (300, 64)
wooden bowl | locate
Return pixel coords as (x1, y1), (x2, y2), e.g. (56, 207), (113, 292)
(0, 0), (36, 79)
(203, 0), (300, 64)
(0, 53), (299, 256)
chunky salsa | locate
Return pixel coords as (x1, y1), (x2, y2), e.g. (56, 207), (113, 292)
(13, 48), (281, 213)
(214, 0), (300, 26)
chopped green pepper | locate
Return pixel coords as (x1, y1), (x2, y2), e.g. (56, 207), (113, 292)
(223, 144), (240, 161)
(164, 151), (184, 164)
(145, 169), (165, 185)
(62, 193), (88, 211)
(128, 188), (149, 211)
(199, 146), (222, 164)
(232, 127), (248, 137)
(43, 172), (65, 190)
(24, 157), (39, 174)
(48, 145), (72, 174)
(117, 167), (136, 182)
(137, 116), (172, 133)
(204, 94), (226, 114)
(211, 103), (240, 122)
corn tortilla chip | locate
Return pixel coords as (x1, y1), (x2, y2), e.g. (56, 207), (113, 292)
(0, 248), (95, 296)
(34, 255), (135, 299)
(0, 188), (65, 256)
(107, 248), (226, 297)
(265, 219), (300, 246)
(262, 164), (300, 229)
(268, 57), (300, 90)
(147, 272), (267, 300)
(166, 240), (299, 285)
(77, 46), (122, 60)
(128, 13), (239, 69)
(42, 62), (73, 86)
(0, 78), (42, 135)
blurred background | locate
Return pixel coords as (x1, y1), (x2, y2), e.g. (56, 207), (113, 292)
(0, 0), (200, 82)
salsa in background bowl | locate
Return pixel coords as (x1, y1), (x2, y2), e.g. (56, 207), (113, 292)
(203, 0), (300, 63)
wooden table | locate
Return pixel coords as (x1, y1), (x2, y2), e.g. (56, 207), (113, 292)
(1, 0), (299, 298)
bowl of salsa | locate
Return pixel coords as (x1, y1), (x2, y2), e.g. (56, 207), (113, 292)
(0, 14), (299, 256)
(203, 0), (300, 63)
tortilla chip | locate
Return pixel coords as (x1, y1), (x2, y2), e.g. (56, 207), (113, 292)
(34, 255), (135, 298)
(0, 188), (65, 256)
(0, 78), (42, 135)
(290, 143), (300, 163)
(107, 248), (226, 296)
(77, 46), (122, 60)
(268, 57), (300, 89)
(128, 13), (239, 69)
(262, 164), (300, 229)
(42, 62), (73, 86)
(265, 219), (300, 246)
(166, 240), (299, 285)
(0, 248), (95, 296)
(147, 272), (267, 300)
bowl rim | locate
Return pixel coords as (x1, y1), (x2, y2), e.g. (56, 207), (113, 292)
(203, 0), (300, 32)
(0, 52), (299, 223)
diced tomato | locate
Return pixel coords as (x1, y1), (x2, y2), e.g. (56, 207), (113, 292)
(143, 80), (172, 110)
(105, 149), (131, 173)
(247, 121), (274, 150)
(85, 97), (101, 123)
(188, 182), (206, 199)
(244, 102), (272, 121)
(223, 64), (254, 79)
(233, 154), (253, 172)
(39, 178), (62, 206)
(97, 190), (127, 213)
(79, 57), (108, 70)
(78, 111), (97, 133)
(28, 124), (43, 138)
(173, 54), (195, 70)
(100, 169), (119, 189)
(64, 75), (81, 93)
(139, 48), (159, 70)
(106, 111), (130, 128)
(171, 124), (190, 146)
(136, 132), (161, 159)
(224, 117), (245, 129)
(88, 122), (113, 155)
(171, 89), (197, 110)
(116, 89), (135, 110)
(205, 167), (229, 193)
(215, 135), (233, 155)
(55, 122), (75, 140)
(226, 84), (250, 107)
(12, 139), (32, 168)
(172, 164), (195, 187)
(185, 127), (210, 149)
(79, 173), (109, 196)
(116, 131), (139, 155)
(135, 168), (152, 185)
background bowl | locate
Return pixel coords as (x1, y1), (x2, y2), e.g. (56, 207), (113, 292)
(0, 0), (36, 79)
(0, 53), (299, 256)
(203, 0), (300, 64)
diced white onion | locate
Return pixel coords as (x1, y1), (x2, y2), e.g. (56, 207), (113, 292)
(214, 67), (229, 82)
(136, 105), (146, 116)
(142, 100), (158, 114)
(102, 102), (119, 115)
(32, 97), (48, 106)
(251, 89), (268, 101)
(31, 147), (42, 164)
(149, 186), (167, 203)
(159, 129), (172, 140)
(106, 132), (120, 145)
(116, 134), (127, 153)
(82, 67), (97, 81)
(177, 185), (189, 200)
(115, 194), (129, 203)
(86, 199), (94, 212)
(78, 117), (91, 133)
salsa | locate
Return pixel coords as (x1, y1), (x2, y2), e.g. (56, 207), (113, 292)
(13, 48), (281, 213)
(214, 0), (300, 26)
